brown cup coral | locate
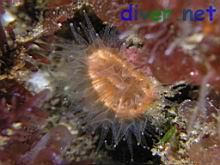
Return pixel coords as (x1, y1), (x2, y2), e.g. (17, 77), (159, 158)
(51, 11), (169, 161)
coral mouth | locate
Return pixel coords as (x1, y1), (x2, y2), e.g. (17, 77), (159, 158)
(87, 48), (158, 119)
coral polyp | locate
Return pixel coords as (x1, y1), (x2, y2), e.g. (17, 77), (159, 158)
(51, 12), (168, 161)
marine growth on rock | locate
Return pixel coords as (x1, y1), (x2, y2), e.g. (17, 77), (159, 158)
(0, 0), (220, 164)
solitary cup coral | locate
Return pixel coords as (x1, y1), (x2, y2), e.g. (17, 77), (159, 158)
(51, 11), (167, 160)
